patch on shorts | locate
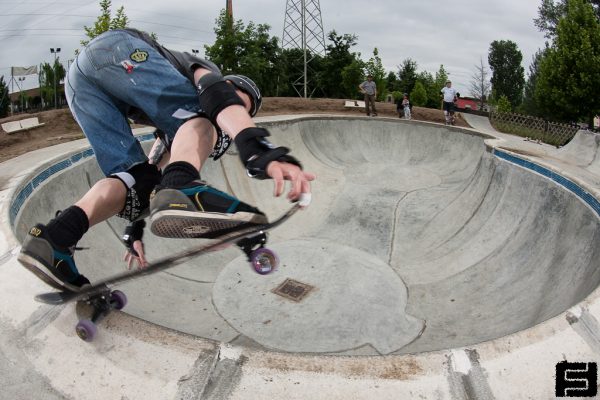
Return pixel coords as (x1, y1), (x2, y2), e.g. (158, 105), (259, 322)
(121, 60), (136, 74)
(130, 49), (149, 63)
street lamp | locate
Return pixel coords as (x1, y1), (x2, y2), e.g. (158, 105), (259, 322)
(50, 47), (61, 108)
(191, 49), (199, 55)
(17, 76), (25, 111)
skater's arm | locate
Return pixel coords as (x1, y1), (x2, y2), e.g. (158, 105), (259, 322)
(192, 67), (316, 202)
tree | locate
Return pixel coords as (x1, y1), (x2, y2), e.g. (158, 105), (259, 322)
(0, 76), (9, 117)
(410, 80), (428, 107)
(416, 70), (437, 108)
(39, 59), (66, 108)
(80, 0), (130, 50)
(364, 48), (387, 101)
(397, 58), (418, 96)
(320, 30), (361, 98)
(386, 71), (400, 93)
(496, 95), (512, 113)
(520, 48), (548, 117)
(469, 57), (491, 109)
(488, 40), (525, 108)
(341, 59), (365, 100)
(535, 0), (600, 38)
(205, 10), (281, 96)
(535, 0), (600, 125)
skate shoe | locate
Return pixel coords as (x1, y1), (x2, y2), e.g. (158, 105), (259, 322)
(149, 181), (268, 239)
(18, 224), (90, 292)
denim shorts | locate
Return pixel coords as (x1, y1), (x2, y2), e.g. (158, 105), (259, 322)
(65, 30), (200, 175)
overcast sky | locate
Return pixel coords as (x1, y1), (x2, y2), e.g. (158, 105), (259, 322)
(0, 0), (547, 96)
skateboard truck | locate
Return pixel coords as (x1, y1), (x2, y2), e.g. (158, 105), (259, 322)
(75, 288), (128, 341)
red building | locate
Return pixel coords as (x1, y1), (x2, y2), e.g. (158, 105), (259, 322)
(456, 97), (482, 111)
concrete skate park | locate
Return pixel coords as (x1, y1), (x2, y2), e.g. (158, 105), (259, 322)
(1, 114), (600, 399)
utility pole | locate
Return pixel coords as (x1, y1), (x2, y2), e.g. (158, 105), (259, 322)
(50, 47), (61, 109)
(282, 0), (326, 98)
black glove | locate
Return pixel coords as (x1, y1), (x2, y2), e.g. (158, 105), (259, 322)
(234, 127), (302, 179)
(122, 219), (146, 257)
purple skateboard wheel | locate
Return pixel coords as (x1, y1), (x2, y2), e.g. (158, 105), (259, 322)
(250, 248), (279, 275)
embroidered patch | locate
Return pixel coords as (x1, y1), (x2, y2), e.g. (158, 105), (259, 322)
(130, 49), (149, 63)
(121, 60), (136, 74)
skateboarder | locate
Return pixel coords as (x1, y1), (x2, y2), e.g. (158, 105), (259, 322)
(441, 80), (458, 125)
(18, 28), (315, 292)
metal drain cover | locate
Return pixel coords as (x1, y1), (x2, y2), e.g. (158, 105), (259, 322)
(272, 279), (314, 302)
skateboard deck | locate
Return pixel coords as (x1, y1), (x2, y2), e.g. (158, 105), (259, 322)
(35, 202), (301, 306)
(34, 201), (303, 341)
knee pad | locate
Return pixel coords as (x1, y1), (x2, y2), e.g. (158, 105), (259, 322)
(196, 73), (245, 127)
(109, 162), (161, 221)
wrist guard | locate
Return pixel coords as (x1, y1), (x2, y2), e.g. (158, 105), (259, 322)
(196, 73), (245, 126)
(122, 219), (146, 257)
(234, 127), (302, 179)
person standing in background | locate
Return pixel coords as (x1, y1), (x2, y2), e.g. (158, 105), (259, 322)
(359, 75), (377, 117)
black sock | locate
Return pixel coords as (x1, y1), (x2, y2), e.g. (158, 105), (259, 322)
(45, 205), (89, 249)
(161, 161), (200, 188)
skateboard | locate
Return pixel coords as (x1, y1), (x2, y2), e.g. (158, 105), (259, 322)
(34, 202), (303, 341)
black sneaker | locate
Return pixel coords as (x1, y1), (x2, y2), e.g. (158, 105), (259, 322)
(149, 181), (268, 239)
(18, 224), (90, 292)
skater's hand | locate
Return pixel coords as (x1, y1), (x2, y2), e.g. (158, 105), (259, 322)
(123, 240), (149, 270)
(267, 161), (316, 204)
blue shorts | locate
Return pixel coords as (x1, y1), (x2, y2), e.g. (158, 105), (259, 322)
(65, 30), (201, 175)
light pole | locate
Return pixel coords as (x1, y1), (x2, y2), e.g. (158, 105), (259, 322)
(191, 49), (199, 55)
(17, 76), (25, 112)
(50, 47), (61, 108)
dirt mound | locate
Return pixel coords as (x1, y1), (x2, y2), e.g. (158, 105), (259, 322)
(0, 98), (467, 163)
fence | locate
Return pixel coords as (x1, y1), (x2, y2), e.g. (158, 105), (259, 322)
(489, 111), (579, 147)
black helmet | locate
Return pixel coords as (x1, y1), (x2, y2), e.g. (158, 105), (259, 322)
(223, 74), (262, 117)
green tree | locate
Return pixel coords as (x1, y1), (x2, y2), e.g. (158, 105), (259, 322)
(535, 0), (599, 38)
(410, 80), (428, 107)
(39, 59), (66, 108)
(364, 48), (387, 101)
(415, 70), (437, 108)
(321, 30), (361, 98)
(80, 0), (130, 50)
(535, 0), (600, 125)
(341, 59), (365, 99)
(0, 76), (9, 117)
(386, 71), (400, 93)
(205, 10), (281, 96)
(496, 94), (512, 113)
(488, 40), (525, 107)
(519, 48), (548, 117)
(397, 58), (418, 96)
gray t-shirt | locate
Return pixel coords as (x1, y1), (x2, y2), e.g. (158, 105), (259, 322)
(360, 80), (377, 95)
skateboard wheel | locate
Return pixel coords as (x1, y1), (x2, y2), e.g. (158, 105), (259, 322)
(75, 319), (97, 342)
(110, 290), (128, 310)
(250, 248), (279, 275)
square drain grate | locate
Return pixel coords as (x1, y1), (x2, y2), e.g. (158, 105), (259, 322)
(272, 279), (314, 302)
